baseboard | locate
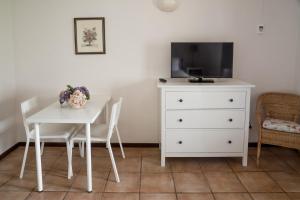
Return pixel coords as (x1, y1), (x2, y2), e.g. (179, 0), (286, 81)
(0, 142), (279, 160)
(15, 142), (276, 148)
(248, 142), (275, 147)
(18, 142), (159, 148)
(0, 143), (20, 160)
(0, 142), (159, 160)
(20, 142), (274, 148)
(19, 142), (270, 148)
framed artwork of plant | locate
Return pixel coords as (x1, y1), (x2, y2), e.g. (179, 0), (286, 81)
(74, 17), (106, 54)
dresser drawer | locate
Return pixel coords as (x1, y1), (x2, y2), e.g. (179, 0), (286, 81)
(166, 130), (244, 153)
(166, 109), (245, 129)
(166, 91), (246, 109)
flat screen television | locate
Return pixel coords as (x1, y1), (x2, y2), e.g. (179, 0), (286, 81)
(171, 42), (233, 80)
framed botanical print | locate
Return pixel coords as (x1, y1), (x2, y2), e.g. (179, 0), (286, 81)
(74, 17), (106, 54)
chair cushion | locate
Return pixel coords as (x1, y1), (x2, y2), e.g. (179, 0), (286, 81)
(263, 118), (300, 134)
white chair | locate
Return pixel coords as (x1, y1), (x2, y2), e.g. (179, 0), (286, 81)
(75, 98), (125, 159)
(70, 98), (124, 182)
(20, 97), (76, 179)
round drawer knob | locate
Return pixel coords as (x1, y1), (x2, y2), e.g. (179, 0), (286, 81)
(228, 118), (233, 122)
(178, 118), (183, 122)
(178, 141), (183, 144)
(228, 140), (232, 144)
(229, 98), (234, 102)
(178, 99), (183, 103)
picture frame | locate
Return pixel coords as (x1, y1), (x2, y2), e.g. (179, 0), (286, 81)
(74, 17), (106, 54)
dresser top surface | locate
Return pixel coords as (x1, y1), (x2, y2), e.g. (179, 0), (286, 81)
(157, 78), (255, 88)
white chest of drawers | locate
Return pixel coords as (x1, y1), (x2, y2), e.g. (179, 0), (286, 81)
(158, 79), (255, 166)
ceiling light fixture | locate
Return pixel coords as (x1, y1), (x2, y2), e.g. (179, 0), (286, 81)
(156, 0), (179, 12)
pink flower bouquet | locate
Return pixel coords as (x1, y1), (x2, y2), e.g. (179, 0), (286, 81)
(59, 85), (90, 108)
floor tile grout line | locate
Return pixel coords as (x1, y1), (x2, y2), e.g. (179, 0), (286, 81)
(277, 155), (300, 174)
(201, 165), (214, 196)
(22, 191), (32, 200)
(249, 192), (294, 200)
(62, 191), (69, 200)
(0, 173), (14, 188)
(236, 171), (292, 194)
(264, 171), (288, 194)
(169, 169), (179, 200)
(232, 169), (249, 193)
(225, 156), (237, 172)
(256, 155), (297, 173)
(99, 156), (111, 199)
(250, 154), (297, 173)
(232, 154), (293, 193)
(231, 170), (256, 200)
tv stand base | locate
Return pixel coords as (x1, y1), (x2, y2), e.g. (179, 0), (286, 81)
(188, 78), (214, 83)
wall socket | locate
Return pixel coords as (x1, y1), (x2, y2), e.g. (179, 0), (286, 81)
(257, 24), (264, 34)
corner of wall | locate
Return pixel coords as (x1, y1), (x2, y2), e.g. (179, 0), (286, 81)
(295, 6), (300, 95)
(0, 0), (18, 154)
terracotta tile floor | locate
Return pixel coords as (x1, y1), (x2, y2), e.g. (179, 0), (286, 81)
(0, 146), (299, 200)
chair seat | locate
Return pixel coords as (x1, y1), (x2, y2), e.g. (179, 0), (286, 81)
(71, 124), (108, 142)
(29, 125), (76, 139)
(263, 118), (300, 134)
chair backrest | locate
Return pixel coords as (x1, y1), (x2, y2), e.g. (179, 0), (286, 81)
(107, 101), (120, 140)
(21, 97), (38, 138)
(257, 92), (300, 122)
(115, 97), (123, 125)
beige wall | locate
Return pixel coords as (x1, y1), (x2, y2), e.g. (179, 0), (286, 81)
(12, 0), (300, 143)
(0, 0), (17, 153)
(297, 57), (300, 94)
(296, 0), (300, 94)
(297, 64), (300, 94)
(297, 43), (300, 94)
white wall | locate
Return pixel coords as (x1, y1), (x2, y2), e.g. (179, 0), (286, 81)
(235, 0), (300, 141)
(296, 0), (300, 94)
(13, 0), (300, 143)
(296, 55), (300, 94)
(297, 48), (300, 95)
(0, 0), (17, 153)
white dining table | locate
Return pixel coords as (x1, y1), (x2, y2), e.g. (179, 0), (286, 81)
(26, 94), (111, 192)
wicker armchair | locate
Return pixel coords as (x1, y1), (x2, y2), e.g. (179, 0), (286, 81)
(256, 92), (300, 165)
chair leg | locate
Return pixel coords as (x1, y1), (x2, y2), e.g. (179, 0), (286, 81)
(66, 140), (73, 179)
(41, 142), (45, 156)
(78, 141), (82, 156)
(115, 127), (125, 159)
(70, 142), (73, 177)
(107, 143), (120, 182)
(256, 139), (262, 166)
(80, 141), (85, 158)
(20, 139), (30, 179)
(82, 141), (85, 157)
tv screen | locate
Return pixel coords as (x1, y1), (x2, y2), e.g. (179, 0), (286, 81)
(171, 42), (233, 78)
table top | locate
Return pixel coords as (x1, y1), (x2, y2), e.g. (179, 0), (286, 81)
(27, 95), (111, 124)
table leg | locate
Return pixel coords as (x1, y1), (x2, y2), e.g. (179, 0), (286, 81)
(34, 123), (43, 191)
(85, 123), (92, 192)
